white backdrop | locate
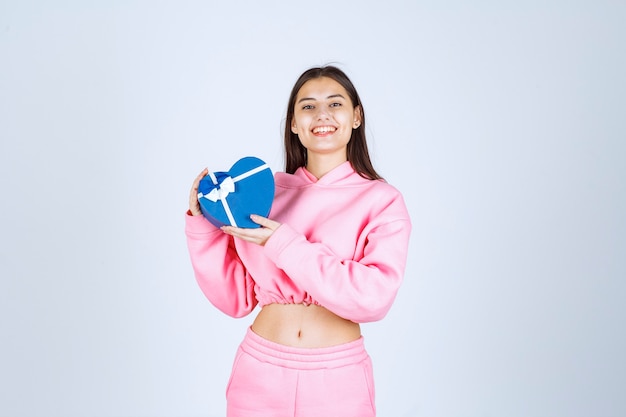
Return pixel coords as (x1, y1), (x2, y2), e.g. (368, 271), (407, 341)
(1, 1), (624, 416)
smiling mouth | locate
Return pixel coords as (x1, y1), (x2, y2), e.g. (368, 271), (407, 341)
(312, 126), (337, 134)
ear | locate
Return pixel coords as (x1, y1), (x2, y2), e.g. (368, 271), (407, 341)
(291, 119), (298, 134)
(353, 105), (363, 129)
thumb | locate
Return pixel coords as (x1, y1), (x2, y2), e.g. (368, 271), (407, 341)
(250, 214), (279, 230)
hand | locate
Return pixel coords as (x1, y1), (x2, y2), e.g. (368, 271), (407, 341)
(221, 215), (281, 246)
(189, 168), (208, 216)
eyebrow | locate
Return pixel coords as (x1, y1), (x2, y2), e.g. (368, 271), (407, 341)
(297, 94), (346, 104)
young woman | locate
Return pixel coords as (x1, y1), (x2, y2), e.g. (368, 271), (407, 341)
(185, 65), (411, 417)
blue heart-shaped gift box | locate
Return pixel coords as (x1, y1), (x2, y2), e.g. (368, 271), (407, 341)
(197, 156), (274, 228)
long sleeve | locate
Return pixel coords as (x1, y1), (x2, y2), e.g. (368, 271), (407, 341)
(185, 213), (258, 317)
(263, 208), (411, 323)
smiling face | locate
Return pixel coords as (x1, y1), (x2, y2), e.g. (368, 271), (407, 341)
(290, 77), (362, 166)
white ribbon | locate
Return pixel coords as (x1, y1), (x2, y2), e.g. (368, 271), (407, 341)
(231, 164), (270, 183)
(198, 163), (271, 228)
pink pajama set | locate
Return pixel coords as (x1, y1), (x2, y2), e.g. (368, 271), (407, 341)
(186, 162), (411, 417)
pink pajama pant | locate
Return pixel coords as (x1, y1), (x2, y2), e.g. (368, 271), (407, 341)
(226, 327), (376, 417)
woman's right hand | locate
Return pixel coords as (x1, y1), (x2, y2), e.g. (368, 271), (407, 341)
(189, 168), (209, 216)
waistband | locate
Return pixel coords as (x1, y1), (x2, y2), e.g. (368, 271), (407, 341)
(240, 327), (369, 370)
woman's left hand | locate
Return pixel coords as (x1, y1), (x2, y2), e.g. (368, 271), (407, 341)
(220, 214), (281, 246)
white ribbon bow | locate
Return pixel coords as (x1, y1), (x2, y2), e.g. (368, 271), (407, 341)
(203, 176), (235, 202)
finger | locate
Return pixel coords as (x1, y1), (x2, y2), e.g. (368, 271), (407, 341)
(189, 168), (207, 197)
(220, 225), (235, 235)
(249, 214), (267, 226)
(192, 168), (209, 190)
(189, 168), (209, 215)
(222, 226), (272, 246)
(250, 215), (279, 230)
(197, 167), (209, 181)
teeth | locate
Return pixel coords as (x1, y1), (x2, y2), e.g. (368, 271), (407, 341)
(313, 126), (336, 134)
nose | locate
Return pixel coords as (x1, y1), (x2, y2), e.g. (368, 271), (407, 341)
(315, 107), (331, 120)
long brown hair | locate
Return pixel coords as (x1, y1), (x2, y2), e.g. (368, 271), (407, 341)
(283, 66), (382, 180)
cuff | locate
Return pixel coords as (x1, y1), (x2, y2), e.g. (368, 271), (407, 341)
(185, 211), (220, 235)
(263, 223), (303, 264)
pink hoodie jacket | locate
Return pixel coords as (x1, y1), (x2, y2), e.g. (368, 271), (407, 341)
(185, 161), (412, 323)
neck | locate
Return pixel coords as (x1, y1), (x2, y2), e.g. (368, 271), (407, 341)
(306, 154), (347, 179)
